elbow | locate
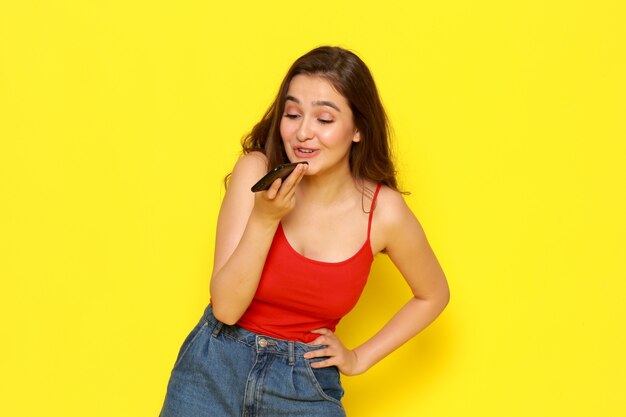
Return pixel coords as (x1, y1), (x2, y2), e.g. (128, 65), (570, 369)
(209, 280), (254, 325)
(423, 280), (450, 312)
(439, 282), (451, 312)
(441, 287), (451, 310)
(209, 282), (243, 325)
(211, 301), (242, 326)
(434, 267), (451, 308)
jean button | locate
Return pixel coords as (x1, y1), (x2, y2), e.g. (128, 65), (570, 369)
(258, 338), (268, 348)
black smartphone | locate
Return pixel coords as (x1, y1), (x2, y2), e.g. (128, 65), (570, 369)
(251, 162), (308, 192)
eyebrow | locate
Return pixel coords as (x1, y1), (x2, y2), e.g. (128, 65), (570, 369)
(285, 95), (341, 112)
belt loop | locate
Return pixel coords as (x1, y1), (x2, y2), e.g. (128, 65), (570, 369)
(211, 321), (223, 338)
(288, 341), (295, 365)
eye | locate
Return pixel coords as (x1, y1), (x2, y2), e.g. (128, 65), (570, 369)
(318, 119), (334, 124)
(284, 113), (300, 119)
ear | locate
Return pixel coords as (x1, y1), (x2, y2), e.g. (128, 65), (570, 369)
(352, 130), (361, 143)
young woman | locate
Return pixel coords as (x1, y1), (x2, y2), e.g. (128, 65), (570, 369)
(159, 46), (449, 417)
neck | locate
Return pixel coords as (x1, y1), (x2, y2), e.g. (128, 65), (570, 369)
(297, 163), (358, 204)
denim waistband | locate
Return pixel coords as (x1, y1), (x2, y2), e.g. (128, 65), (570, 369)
(202, 304), (325, 360)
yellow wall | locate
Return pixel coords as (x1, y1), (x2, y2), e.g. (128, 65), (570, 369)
(1, 1), (624, 416)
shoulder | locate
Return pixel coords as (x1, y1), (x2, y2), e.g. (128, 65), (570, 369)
(232, 151), (268, 176)
(219, 151), (268, 212)
(228, 151), (269, 190)
(375, 185), (414, 224)
(370, 184), (424, 253)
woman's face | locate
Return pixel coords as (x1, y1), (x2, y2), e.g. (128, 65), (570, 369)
(280, 74), (360, 176)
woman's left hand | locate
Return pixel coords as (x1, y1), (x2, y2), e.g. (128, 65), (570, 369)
(304, 328), (365, 376)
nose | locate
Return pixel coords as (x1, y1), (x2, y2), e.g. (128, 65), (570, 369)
(295, 117), (313, 142)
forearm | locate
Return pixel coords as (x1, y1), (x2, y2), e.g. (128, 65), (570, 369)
(352, 295), (449, 374)
(210, 212), (279, 324)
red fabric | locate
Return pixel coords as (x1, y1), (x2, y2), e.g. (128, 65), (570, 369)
(236, 183), (382, 343)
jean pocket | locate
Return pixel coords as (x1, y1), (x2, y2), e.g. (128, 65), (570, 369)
(172, 319), (209, 370)
(304, 359), (345, 405)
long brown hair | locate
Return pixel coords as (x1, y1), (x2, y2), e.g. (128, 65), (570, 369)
(234, 46), (401, 192)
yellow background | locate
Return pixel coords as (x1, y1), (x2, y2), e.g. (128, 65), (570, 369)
(1, 1), (625, 416)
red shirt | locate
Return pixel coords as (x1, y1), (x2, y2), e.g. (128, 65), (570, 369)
(236, 183), (382, 343)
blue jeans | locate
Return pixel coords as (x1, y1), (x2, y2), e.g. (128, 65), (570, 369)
(159, 304), (346, 417)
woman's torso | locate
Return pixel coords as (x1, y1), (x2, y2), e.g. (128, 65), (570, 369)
(236, 182), (383, 342)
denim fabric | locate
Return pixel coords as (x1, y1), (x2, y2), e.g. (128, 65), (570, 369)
(159, 304), (346, 417)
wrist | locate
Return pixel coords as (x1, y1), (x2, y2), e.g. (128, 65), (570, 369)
(248, 209), (281, 231)
(350, 348), (372, 375)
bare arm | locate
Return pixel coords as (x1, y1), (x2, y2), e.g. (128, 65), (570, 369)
(210, 152), (306, 324)
(306, 190), (450, 375)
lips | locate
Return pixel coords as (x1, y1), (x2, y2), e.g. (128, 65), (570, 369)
(294, 147), (319, 158)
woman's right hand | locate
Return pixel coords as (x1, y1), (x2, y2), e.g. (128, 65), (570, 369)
(252, 163), (307, 223)
(210, 154), (306, 324)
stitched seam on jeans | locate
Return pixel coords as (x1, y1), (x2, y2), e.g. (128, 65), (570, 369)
(303, 360), (344, 407)
(221, 332), (256, 348)
(173, 322), (208, 369)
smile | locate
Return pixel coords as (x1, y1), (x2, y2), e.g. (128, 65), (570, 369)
(294, 147), (319, 158)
